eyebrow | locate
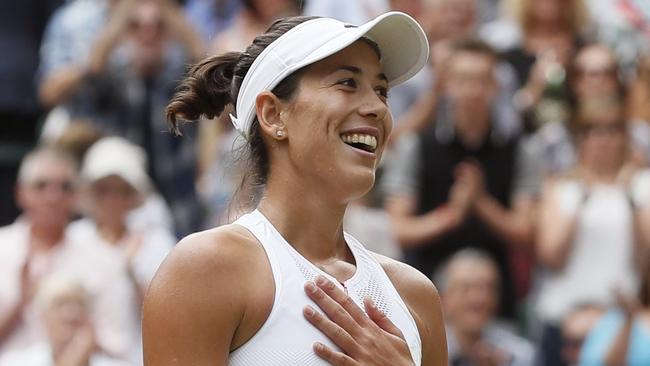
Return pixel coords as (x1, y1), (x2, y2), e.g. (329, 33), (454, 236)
(339, 65), (388, 83)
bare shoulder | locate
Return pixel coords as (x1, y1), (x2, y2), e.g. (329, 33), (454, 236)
(372, 253), (448, 366)
(372, 253), (440, 306)
(143, 224), (272, 365)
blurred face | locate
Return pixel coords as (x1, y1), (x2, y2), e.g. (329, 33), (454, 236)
(43, 294), (87, 348)
(251, 0), (298, 22)
(530, 0), (563, 24)
(445, 51), (496, 112)
(280, 40), (391, 203)
(577, 111), (627, 170)
(573, 46), (618, 100)
(129, 1), (165, 47)
(390, 0), (423, 20)
(442, 259), (499, 335)
(438, 0), (477, 38)
(17, 158), (77, 229)
(88, 175), (139, 225)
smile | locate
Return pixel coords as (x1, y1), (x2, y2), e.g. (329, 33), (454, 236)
(340, 133), (378, 153)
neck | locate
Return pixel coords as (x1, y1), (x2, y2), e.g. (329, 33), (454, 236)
(97, 221), (128, 244)
(258, 173), (349, 263)
(454, 110), (491, 150)
(29, 222), (65, 250)
(452, 324), (484, 353)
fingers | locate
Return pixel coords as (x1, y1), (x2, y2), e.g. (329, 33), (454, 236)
(363, 297), (405, 339)
(305, 276), (368, 328)
(303, 305), (358, 353)
(313, 342), (358, 366)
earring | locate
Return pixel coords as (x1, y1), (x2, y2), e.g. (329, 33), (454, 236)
(275, 129), (285, 138)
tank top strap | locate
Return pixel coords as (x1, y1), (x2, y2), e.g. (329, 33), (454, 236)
(232, 211), (284, 303)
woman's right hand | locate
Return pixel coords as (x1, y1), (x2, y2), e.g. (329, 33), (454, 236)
(303, 276), (415, 366)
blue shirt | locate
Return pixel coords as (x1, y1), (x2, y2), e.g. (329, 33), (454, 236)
(580, 310), (650, 366)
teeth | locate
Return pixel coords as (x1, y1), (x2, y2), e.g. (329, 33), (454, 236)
(340, 133), (378, 151)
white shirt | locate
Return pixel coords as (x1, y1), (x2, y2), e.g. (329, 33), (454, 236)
(0, 343), (132, 366)
(535, 170), (650, 322)
(228, 210), (422, 365)
(0, 220), (134, 359)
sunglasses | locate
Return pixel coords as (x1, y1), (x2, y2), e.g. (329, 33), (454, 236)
(578, 123), (625, 135)
(29, 179), (75, 194)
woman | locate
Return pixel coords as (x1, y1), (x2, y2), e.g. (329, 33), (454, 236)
(535, 95), (650, 366)
(143, 12), (447, 366)
(579, 256), (650, 366)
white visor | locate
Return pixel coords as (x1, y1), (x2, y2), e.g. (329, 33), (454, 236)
(230, 11), (429, 139)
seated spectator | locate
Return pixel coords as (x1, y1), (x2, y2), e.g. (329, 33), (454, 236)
(579, 257), (650, 366)
(0, 147), (135, 360)
(71, 136), (174, 308)
(560, 304), (605, 366)
(383, 39), (538, 318)
(0, 275), (132, 366)
(535, 96), (650, 366)
(437, 249), (535, 366)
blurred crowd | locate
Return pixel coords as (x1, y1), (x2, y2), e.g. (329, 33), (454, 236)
(1, 0), (650, 365)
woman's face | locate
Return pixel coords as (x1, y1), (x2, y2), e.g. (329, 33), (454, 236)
(88, 175), (139, 225)
(279, 40), (391, 202)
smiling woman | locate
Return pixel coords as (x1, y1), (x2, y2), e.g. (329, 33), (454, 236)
(143, 12), (446, 366)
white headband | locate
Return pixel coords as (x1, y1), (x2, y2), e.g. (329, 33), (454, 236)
(229, 11), (429, 140)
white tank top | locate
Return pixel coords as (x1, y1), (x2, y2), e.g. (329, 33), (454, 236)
(229, 210), (422, 365)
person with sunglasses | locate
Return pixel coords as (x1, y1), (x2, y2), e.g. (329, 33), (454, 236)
(0, 147), (140, 362)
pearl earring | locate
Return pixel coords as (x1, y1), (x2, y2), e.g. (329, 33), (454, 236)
(275, 129), (285, 138)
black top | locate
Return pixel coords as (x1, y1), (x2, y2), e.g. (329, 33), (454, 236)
(409, 118), (519, 318)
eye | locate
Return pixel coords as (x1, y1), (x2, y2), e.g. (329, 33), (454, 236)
(375, 86), (389, 100)
(337, 78), (357, 88)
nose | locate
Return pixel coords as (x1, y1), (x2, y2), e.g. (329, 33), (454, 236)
(357, 88), (389, 122)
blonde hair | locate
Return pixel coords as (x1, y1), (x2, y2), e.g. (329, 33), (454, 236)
(506, 0), (590, 36)
(33, 273), (88, 315)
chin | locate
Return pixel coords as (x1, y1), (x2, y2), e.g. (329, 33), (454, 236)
(329, 168), (375, 203)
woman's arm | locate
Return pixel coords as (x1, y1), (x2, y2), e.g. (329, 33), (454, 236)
(536, 180), (582, 270)
(142, 226), (271, 366)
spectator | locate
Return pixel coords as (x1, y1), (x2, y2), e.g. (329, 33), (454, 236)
(534, 96), (650, 366)
(0, 275), (132, 366)
(74, 136), (174, 293)
(560, 304), (605, 366)
(390, 0), (520, 143)
(209, 0), (303, 53)
(526, 43), (650, 179)
(437, 249), (535, 366)
(383, 39), (538, 319)
(579, 256), (650, 366)
(0, 0), (63, 226)
(69, 137), (174, 362)
(0, 148), (135, 360)
(499, 0), (590, 132)
(83, 0), (205, 236)
(38, 0), (114, 110)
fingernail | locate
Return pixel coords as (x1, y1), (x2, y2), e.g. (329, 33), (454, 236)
(316, 276), (327, 286)
(305, 282), (317, 294)
(304, 306), (315, 316)
(314, 342), (324, 352)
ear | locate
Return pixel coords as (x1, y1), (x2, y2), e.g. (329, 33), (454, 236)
(255, 91), (287, 139)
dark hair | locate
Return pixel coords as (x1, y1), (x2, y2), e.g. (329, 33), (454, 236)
(242, 0), (306, 18)
(448, 37), (499, 62)
(166, 16), (319, 217)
